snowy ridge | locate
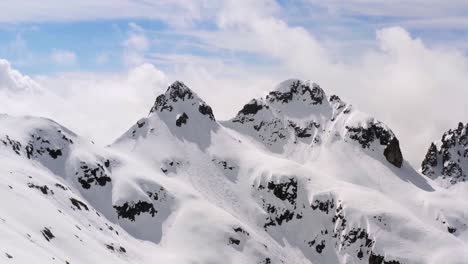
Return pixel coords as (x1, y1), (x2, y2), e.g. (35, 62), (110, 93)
(225, 79), (403, 168)
(1, 80), (468, 264)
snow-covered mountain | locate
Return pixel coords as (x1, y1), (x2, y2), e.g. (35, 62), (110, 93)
(1, 80), (468, 264)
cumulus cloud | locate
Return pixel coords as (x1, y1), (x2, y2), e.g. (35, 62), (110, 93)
(324, 27), (468, 167)
(1, 61), (167, 143)
(0, 59), (40, 92)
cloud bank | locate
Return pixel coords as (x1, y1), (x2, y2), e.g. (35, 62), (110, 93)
(0, 63), (168, 142)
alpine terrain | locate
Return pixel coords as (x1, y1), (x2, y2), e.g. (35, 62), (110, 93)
(1, 79), (468, 264)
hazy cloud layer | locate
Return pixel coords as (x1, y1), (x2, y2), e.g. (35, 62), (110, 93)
(51, 50), (77, 65)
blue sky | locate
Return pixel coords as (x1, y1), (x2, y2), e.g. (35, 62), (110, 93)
(2, 0), (468, 75)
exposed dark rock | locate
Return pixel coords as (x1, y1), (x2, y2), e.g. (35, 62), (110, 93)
(27, 183), (53, 195)
(329, 95), (341, 103)
(347, 122), (392, 148)
(266, 178), (298, 205)
(266, 80), (325, 105)
(70, 198), (89, 211)
(150, 81), (194, 113)
(368, 252), (402, 264)
(0, 130), (72, 162)
(105, 244), (114, 251)
(342, 228), (374, 248)
(358, 248), (364, 259)
(76, 161), (111, 189)
(233, 227), (250, 236)
(46, 148), (62, 159)
(311, 198), (335, 214)
(258, 179), (301, 229)
(448, 226), (457, 234)
(384, 137), (403, 168)
(41, 227), (55, 242)
(55, 183), (67, 191)
(229, 237), (240, 245)
(146, 186), (169, 202)
(166, 81), (194, 102)
(421, 143), (438, 176)
(263, 204), (295, 228)
(347, 121), (403, 167)
(114, 201), (157, 221)
(137, 121), (145, 128)
(238, 100), (266, 116)
(1, 135), (22, 155)
(369, 253), (385, 264)
(198, 103), (215, 121)
(315, 240), (326, 253)
(212, 159), (236, 171)
(289, 121), (319, 139)
(151, 94), (173, 113)
(259, 257), (271, 264)
(176, 113), (189, 127)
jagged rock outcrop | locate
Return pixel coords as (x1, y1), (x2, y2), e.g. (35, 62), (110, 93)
(421, 122), (468, 185)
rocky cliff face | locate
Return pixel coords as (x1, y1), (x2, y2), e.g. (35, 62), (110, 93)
(421, 122), (468, 185)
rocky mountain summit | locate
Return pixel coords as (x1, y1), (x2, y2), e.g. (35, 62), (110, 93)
(1, 80), (467, 264)
(226, 79), (403, 167)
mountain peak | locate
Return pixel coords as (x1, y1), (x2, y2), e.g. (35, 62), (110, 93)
(149, 81), (215, 121)
(116, 81), (218, 149)
(266, 79), (326, 105)
(165, 81), (195, 102)
(227, 79), (403, 168)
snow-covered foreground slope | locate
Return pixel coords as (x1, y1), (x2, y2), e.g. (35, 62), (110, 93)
(1, 80), (468, 264)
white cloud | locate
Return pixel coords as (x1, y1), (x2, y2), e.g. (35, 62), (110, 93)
(123, 22), (150, 67)
(51, 50), (77, 65)
(0, 0), (210, 27)
(0, 59), (40, 92)
(1, 61), (167, 143)
(306, 0), (468, 18)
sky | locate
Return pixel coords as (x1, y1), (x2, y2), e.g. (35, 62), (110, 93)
(1, 0), (468, 168)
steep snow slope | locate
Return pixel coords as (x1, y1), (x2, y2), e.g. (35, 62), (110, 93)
(1, 80), (468, 264)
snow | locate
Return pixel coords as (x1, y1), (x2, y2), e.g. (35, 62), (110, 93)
(1, 80), (467, 264)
